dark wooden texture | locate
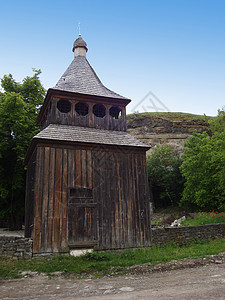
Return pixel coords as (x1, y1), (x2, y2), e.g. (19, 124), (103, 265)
(28, 143), (151, 253)
(38, 89), (130, 125)
(40, 97), (127, 132)
(25, 149), (36, 238)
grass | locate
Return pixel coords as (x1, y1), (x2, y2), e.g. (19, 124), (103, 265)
(182, 212), (225, 226)
(1, 238), (225, 280)
(127, 112), (216, 122)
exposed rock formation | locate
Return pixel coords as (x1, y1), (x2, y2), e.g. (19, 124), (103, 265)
(127, 114), (211, 154)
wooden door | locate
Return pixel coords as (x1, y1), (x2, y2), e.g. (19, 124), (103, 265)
(68, 187), (98, 247)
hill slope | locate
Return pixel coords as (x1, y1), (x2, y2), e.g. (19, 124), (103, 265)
(127, 112), (213, 154)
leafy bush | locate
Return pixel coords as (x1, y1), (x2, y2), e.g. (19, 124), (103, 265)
(147, 145), (184, 208)
(180, 131), (225, 211)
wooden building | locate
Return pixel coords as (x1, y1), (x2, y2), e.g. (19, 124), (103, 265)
(24, 34), (151, 254)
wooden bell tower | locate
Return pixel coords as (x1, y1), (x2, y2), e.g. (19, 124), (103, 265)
(25, 33), (151, 254)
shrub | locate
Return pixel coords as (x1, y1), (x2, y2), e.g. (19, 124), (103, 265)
(147, 145), (184, 208)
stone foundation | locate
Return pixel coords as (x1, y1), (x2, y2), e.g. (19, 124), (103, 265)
(1, 223), (224, 259)
(0, 236), (32, 259)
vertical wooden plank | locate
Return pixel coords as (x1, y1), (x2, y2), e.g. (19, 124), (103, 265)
(142, 154), (148, 246)
(119, 153), (125, 248)
(136, 154), (141, 246)
(106, 106), (109, 130)
(53, 148), (62, 252)
(61, 148), (68, 250)
(93, 150), (103, 249)
(123, 107), (127, 131)
(75, 150), (81, 187)
(122, 151), (128, 248)
(92, 150), (99, 247)
(104, 151), (111, 249)
(89, 103), (93, 128)
(112, 152), (119, 249)
(68, 149), (74, 188)
(41, 147), (50, 252)
(81, 150), (87, 187)
(47, 147), (55, 252)
(115, 152), (121, 248)
(86, 150), (92, 189)
(126, 153), (133, 247)
(138, 154), (144, 246)
(33, 147), (43, 253)
(67, 148), (74, 246)
(108, 152), (114, 249)
(117, 153), (122, 248)
(99, 150), (105, 248)
(110, 153), (115, 249)
(131, 153), (137, 247)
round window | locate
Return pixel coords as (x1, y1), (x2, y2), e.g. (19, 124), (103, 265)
(93, 104), (106, 118)
(75, 102), (89, 116)
(109, 106), (121, 119)
(57, 99), (71, 113)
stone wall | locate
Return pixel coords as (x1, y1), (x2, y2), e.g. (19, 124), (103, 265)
(152, 223), (225, 246)
(1, 224), (224, 259)
(0, 236), (32, 259)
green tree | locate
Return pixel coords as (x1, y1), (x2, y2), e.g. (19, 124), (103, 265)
(180, 130), (225, 211)
(0, 70), (45, 229)
(147, 145), (184, 208)
(209, 106), (225, 134)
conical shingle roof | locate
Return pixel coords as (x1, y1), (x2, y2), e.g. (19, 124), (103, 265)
(53, 36), (128, 100)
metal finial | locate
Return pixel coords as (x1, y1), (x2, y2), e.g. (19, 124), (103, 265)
(78, 21), (81, 37)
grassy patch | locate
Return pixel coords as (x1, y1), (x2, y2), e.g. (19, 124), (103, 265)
(1, 238), (225, 280)
(127, 112), (216, 122)
(182, 212), (225, 226)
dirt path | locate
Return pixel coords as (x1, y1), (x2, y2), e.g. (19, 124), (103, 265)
(1, 263), (225, 300)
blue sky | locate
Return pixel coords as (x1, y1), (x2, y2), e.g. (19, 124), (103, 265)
(0, 0), (224, 116)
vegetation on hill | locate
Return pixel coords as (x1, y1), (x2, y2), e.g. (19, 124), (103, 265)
(180, 129), (225, 211)
(127, 111), (216, 122)
(144, 108), (225, 212)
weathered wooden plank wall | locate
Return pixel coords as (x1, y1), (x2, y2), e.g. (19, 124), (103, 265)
(41, 98), (127, 131)
(92, 150), (151, 250)
(31, 144), (151, 254)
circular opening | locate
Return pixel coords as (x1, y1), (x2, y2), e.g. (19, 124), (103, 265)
(109, 106), (121, 119)
(57, 99), (71, 113)
(75, 102), (89, 116)
(93, 104), (106, 118)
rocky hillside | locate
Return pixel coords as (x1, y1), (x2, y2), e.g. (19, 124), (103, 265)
(127, 112), (213, 154)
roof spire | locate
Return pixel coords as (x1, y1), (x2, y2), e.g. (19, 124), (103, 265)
(78, 21), (81, 37)
(72, 23), (88, 57)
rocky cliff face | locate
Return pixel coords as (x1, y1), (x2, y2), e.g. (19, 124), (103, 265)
(127, 114), (211, 154)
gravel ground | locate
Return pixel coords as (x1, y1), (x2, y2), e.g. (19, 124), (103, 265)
(1, 254), (225, 300)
